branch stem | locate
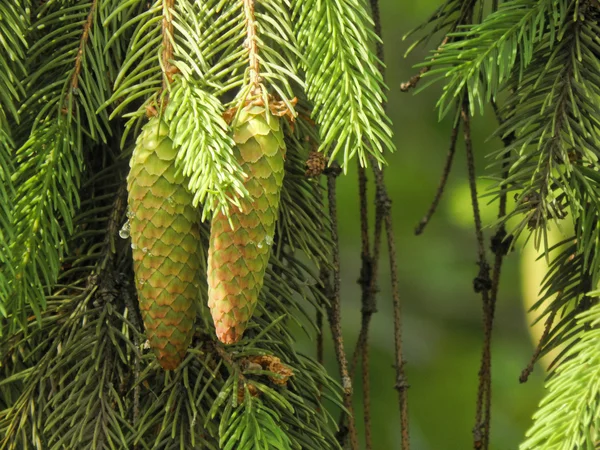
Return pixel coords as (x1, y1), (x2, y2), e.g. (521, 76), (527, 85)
(415, 122), (459, 235)
(71, 0), (97, 93)
(243, 0), (260, 93)
(162, 0), (175, 91)
(325, 165), (359, 450)
(462, 100), (493, 450)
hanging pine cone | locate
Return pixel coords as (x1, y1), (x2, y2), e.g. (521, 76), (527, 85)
(127, 118), (201, 370)
(207, 104), (286, 344)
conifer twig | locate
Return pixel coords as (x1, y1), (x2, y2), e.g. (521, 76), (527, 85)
(325, 164), (358, 450)
(162, 0), (175, 90)
(373, 161), (410, 450)
(484, 100), (515, 439)
(400, 37), (449, 92)
(368, 0), (410, 446)
(243, 0), (260, 93)
(356, 164), (376, 450)
(520, 311), (555, 383)
(70, 0), (97, 95)
(462, 99), (493, 450)
(415, 122), (460, 235)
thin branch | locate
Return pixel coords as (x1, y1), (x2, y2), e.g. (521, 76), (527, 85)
(374, 162), (410, 450)
(462, 99), (493, 450)
(400, 37), (449, 92)
(70, 0), (97, 94)
(520, 312), (556, 383)
(484, 101), (515, 444)
(362, 342), (373, 449)
(162, 0), (175, 90)
(243, 0), (260, 93)
(325, 164), (359, 450)
(415, 122), (460, 235)
(350, 168), (381, 379)
(356, 164), (375, 450)
(368, 0), (410, 446)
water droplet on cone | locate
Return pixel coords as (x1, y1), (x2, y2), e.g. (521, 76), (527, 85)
(119, 220), (130, 239)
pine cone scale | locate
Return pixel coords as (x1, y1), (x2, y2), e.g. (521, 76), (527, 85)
(127, 118), (200, 370)
(208, 106), (285, 344)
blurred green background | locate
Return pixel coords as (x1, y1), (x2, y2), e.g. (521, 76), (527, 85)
(295, 2), (548, 449)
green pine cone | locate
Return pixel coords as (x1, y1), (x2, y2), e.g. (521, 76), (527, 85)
(127, 118), (201, 370)
(207, 105), (286, 344)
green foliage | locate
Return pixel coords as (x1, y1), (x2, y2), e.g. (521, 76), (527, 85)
(164, 78), (247, 219)
(293, 0), (395, 169)
(412, 0), (600, 447)
(0, 0), (392, 447)
(521, 300), (600, 449)
(0, 1), (29, 302)
(0, 133), (342, 449)
(3, 0), (123, 330)
(420, 0), (563, 117)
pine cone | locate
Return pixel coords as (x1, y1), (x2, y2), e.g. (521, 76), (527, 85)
(207, 105), (286, 344)
(127, 118), (201, 370)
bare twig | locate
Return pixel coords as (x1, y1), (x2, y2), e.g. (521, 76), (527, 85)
(374, 163), (410, 450)
(368, 0), (410, 446)
(70, 0), (97, 93)
(362, 342), (373, 449)
(325, 164), (359, 450)
(356, 164), (375, 450)
(483, 101), (515, 446)
(400, 37), (449, 92)
(415, 122), (460, 235)
(161, 0), (175, 90)
(243, 0), (260, 93)
(520, 312), (555, 383)
(462, 100), (494, 450)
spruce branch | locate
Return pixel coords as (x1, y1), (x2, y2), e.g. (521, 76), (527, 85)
(243, 0), (260, 94)
(0, 1), (28, 120)
(418, 0), (559, 117)
(293, 0), (395, 169)
(521, 301), (600, 450)
(162, 0), (175, 91)
(164, 78), (248, 219)
(2, 0), (124, 330)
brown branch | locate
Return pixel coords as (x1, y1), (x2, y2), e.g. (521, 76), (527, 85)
(462, 100), (494, 450)
(243, 0), (260, 94)
(376, 164), (410, 450)
(400, 37), (449, 92)
(415, 122), (460, 235)
(368, 0), (409, 446)
(362, 342), (373, 449)
(71, 0), (97, 91)
(520, 312), (555, 383)
(483, 101), (515, 446)
(162, 0), (176, 91)
(350, 166), (382, 379)
(325, 164), (359, 450)
(356, 164), (376, 450)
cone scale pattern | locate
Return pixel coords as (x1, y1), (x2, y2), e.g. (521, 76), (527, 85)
(208, 105), (286, 344)
(127, 118), (201, 370)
